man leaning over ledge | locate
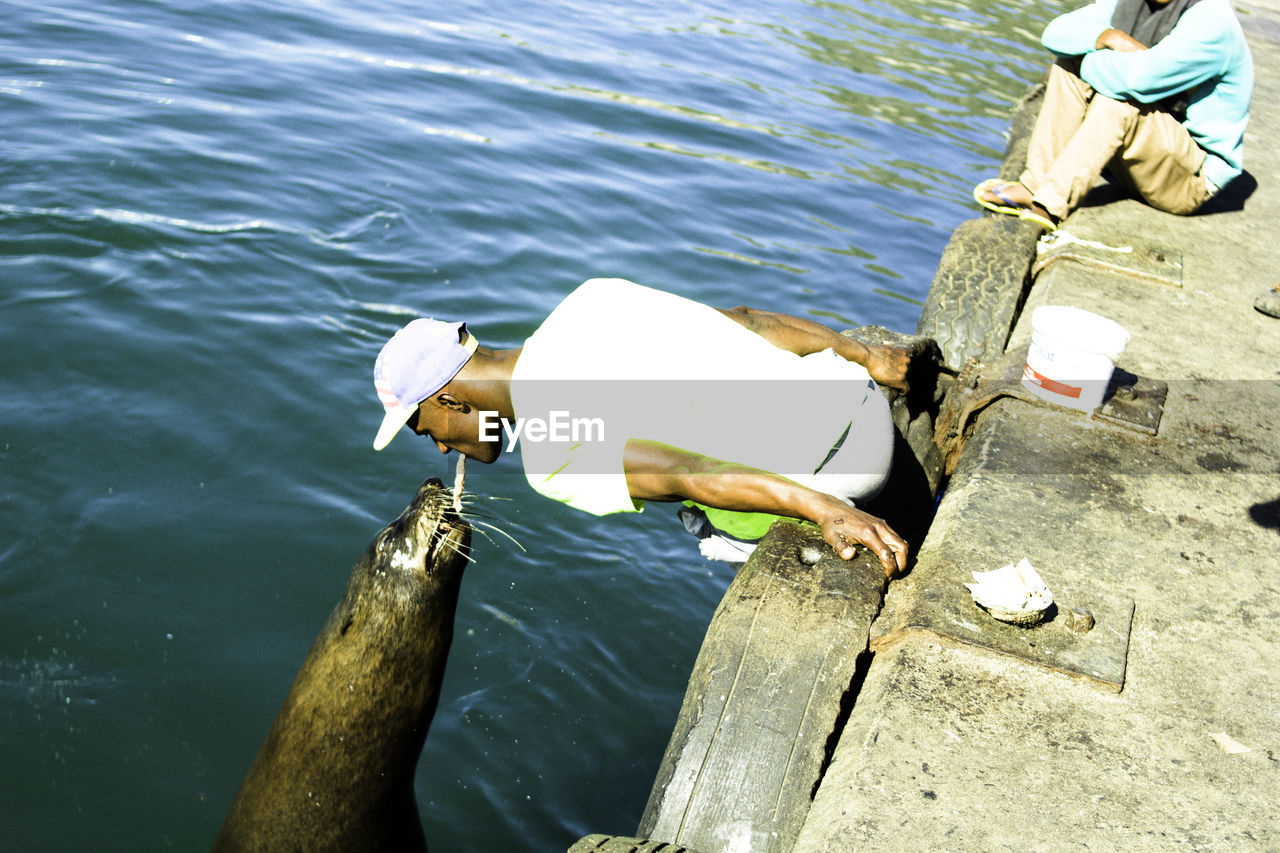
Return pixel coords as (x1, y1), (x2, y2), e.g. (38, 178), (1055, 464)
(371, 278), (912, 576)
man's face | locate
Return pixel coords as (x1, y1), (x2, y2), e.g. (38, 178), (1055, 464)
(408, 396), (503, 463)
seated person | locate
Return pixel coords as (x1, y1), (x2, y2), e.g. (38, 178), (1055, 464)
(371, 278), (912, 576)
(974, 0), (1252, 231)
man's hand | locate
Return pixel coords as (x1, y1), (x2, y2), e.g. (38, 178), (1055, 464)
(815, 501), (909, 578)
(1096, 28), (1147, 52)
(863, 344), (910, 394)
(623, 440), (910, 576)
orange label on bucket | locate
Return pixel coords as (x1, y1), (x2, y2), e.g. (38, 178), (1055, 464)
(1023, 364), (1083, 399)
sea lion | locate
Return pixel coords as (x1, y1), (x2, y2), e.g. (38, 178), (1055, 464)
(213, 477), (471, 853)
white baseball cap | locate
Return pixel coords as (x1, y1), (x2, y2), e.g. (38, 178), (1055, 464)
(372, 319), (478, 450)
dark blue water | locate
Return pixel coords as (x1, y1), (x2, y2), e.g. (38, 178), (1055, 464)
(2, 0), (1059, 848)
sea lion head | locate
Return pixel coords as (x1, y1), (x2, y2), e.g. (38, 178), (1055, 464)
(330, 475), (473, 659)
(365, 476), (471, 585)
(322, 475), (473, 731)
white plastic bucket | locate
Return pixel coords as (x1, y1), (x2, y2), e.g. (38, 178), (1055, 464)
(1022, 306), (1130, 412)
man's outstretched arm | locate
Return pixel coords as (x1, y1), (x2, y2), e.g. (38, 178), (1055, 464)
(623, 438), (908, 577)
(715, 305), (909, 392)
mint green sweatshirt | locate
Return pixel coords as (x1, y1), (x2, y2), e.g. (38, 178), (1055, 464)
(1042, 0), (1253, 190)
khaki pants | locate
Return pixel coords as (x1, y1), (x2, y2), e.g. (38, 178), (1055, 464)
(1021, 60), (1215, 219)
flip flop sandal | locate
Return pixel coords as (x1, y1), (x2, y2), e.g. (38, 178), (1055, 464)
(1019, 208), (1059, 232)
(1255, 283), (1280, 318)
(973, 178), (1025, 217)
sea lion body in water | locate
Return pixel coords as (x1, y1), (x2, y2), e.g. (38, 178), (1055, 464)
(214, 478), (471, 853)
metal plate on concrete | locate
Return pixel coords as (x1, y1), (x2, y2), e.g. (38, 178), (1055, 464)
(1095, 368), (1167, 435)
(1032, 234), (1183, 288)
(935, 347), (1167, 473)
(876, 575), (1135, 691)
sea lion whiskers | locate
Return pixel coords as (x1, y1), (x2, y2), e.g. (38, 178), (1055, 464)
(427, 519), (476, 566)
(413, 496), (471, 574)
(466, 517), (526, 553)
(444, 491), (518, 524)
(432, 485), (523, 555)
(437, 490), (493, 515)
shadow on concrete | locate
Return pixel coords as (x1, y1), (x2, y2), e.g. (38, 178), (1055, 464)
(1199, 170), (1259, 214)
(1249, 495), (1280, 532)
(1077, 171), (1258, 216)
